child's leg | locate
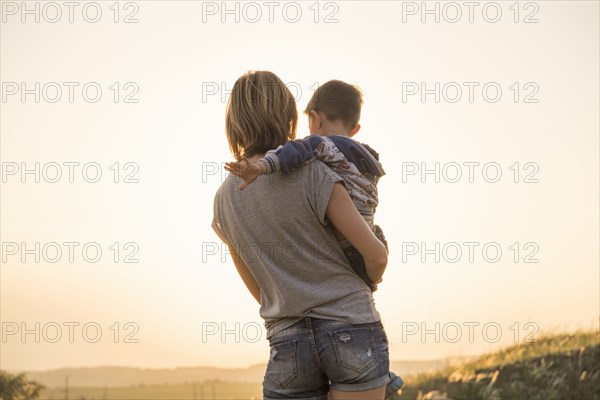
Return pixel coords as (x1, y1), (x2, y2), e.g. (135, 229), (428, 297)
(341, 244), (378, 292)
(373, 225), (389, 254)
(385, 371), (404, 399)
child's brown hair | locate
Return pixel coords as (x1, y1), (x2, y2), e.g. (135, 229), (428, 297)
(226, 71), (298, 160)
(304, 80), (363, 131)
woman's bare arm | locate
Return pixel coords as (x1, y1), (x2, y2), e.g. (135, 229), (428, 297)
(325, 182), (388, 283)
(223, 240), (261, 304)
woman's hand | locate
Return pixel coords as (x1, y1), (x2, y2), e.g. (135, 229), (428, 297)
(224, 157), (268, 190)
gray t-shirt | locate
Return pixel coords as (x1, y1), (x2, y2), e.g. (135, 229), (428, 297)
(212, 160), (381, 338)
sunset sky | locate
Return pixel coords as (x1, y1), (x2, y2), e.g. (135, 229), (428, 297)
(1, 1), (598, 372)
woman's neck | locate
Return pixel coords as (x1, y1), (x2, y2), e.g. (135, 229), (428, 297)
(245, 153), (266, 163)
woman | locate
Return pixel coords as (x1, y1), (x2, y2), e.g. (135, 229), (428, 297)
(212, 70), (392, 400)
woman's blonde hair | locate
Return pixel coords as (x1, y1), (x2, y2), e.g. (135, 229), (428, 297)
(225, 71), (298, 160)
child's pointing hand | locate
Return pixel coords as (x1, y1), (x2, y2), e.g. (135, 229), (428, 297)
(224, 157), (268, 190)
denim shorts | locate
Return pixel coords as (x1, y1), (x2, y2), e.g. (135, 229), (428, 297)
(263, 317), (392, 400)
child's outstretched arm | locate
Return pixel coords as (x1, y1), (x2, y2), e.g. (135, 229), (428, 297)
(224, 136), (349, 190)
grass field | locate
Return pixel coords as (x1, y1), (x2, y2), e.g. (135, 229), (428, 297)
(400, 330), (600, 400)
(33, 329), (600, 400)
(41, 380), (262, 400)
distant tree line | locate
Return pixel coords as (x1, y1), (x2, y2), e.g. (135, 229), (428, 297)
(0, 370), (44, 400)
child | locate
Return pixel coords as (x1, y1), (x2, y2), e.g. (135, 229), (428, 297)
(225, 80), (403, 398)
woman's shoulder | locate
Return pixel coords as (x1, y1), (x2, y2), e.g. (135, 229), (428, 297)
(306, 159), (344, 184)
(212, 174), (238, 203)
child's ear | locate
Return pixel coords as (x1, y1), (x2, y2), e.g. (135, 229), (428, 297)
(349, 123), (361, 137)
(308, 110), (321, 130)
